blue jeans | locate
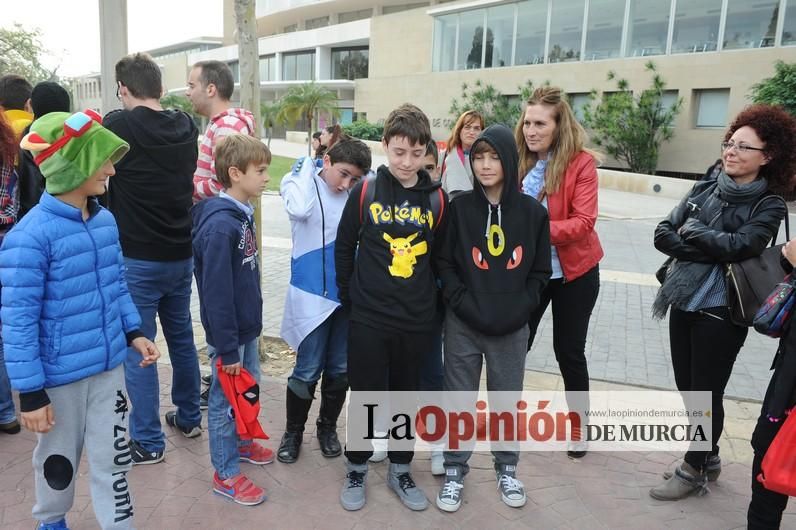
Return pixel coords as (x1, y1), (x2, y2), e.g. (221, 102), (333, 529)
(0, 323), (16, 424)
(291, 308), (348, 384)
(208, 338), (260, 479)
(123, 257), (201, 452)
(419, 306), (444, 391)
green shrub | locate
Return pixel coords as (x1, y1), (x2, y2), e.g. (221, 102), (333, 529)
(343, 120), (384, 141)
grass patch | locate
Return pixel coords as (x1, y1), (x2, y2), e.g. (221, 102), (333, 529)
(266, 154), (297, 192)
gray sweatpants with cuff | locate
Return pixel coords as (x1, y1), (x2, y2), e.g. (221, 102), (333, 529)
(32, 364), (134, 529)
(442, 310), (529, 475)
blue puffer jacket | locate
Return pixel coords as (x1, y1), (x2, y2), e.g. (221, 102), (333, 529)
(0, 192), (142, 394)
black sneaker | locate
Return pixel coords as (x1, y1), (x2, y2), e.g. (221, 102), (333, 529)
(129, 439), (164, 465)
(201, 373), (212, 386)
(199, 387), (209, 410)
(165, 410), (202, 438)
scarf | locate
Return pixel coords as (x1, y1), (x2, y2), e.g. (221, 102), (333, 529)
(652, 173), (768, 320)
(521, 158), (548, 200)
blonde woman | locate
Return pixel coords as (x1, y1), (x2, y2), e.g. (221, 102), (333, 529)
(441, 110), (484, 197)
(517, 87), (603, 458)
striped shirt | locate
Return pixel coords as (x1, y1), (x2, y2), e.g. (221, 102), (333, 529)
(0, 163), (17, 227)
(192, 108), (256, 203)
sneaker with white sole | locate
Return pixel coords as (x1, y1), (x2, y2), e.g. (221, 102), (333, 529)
(387, 463), (428, 511)
(340, 460), (368, 511)
(496, 465), (526, 508)
(436, 467), (464, 512)
(165, 410), (202, 438)
(430, 450), (445, 476)
(129, 439), (164, 465)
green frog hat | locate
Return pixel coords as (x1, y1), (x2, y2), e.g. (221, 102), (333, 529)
(20, 109), (129, 194)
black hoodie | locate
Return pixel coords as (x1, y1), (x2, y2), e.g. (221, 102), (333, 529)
(104, 106), (199, 261)
(335, 164), (448, 332)
(436, 124), (552, 336)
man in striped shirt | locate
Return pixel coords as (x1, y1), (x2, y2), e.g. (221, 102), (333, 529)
(186, 60), (257, 203)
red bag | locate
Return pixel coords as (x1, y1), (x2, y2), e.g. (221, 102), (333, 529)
(215, 358), (269, 441)
(758, 410), (796, 496)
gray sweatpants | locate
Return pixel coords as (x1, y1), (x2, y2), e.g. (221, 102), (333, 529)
(32, 364), (133, 529)
(443, 311), (529, 474)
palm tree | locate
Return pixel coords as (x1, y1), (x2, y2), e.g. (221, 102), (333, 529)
(160, 93), (202, 127)
(278, 82), (340, 155)
(260, 99), (285, 148)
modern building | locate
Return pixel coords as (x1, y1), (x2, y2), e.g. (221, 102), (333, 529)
(183, 0), (795, 174)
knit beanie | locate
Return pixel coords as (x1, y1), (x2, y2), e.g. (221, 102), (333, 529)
(19, 110), (129, 194)
(30, 82), (71, 118)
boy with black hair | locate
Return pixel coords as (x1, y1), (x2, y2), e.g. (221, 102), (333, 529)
(192, 134), (273, 506)
(0, 74), (33, 138)
(278, 139), (372, 464)
(434, 124), (551, 513)
(335, 103), (448, 512)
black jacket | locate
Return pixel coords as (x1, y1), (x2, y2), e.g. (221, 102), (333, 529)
(17, 124), (44, 220)
(655, 179), (787, 264)
(335, 165), (448, 332)
(103, 107), (199, 261)
(436, 124), (551, 336)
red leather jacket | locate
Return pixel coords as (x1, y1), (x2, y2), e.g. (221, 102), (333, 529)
(545, 151), (603, 281)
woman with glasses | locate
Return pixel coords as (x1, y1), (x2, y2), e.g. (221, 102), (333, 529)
(440, 110), (484, 197)
(651, 104), (795, 501)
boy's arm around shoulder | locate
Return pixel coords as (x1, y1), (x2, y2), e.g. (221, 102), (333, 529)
(195, 229), (243, 365)
(334, 180), (365, 309)
(527, 202), (552, 311)
(280, 157), (317, 221)
(0, 226), (51, 411)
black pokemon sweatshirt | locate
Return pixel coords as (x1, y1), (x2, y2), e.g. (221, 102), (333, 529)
(335, 165), (448, 332)
(436, 124), (552, 336)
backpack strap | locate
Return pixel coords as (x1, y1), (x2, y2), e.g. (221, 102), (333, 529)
(429, 187), (445, 232)
(358, 175), (377, 226)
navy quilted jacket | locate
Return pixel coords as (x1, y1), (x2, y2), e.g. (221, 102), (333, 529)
(0, 192), (142, 394)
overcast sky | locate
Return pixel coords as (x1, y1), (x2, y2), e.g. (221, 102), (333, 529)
(2, 0), (224, 77)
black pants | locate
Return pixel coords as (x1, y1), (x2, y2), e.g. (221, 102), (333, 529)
(669, 306), (747, 470)
(528, 265), (600, 396)
(747, 374), (790, 529)
(344, 320), (433, 465)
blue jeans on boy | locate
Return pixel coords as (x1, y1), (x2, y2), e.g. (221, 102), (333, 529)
(208, 338), (260, 479)
(123, 257), (201, 452)
(0, 323), (16, 425)
(291, 308), (348, 387)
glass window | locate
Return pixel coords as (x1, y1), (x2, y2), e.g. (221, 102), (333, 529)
(340, 108), (354, 125)
(627, 0), (671, 57)
(305, 16), (329, 30)
(283, 23), (298, 33)
(433, 13), (458, 71)
(383, 3), (429, 15)
(338, 8), (372, 23)
(549, 0), (585, 63)
(695, 89), (729, 128)
(723, 0), (779, 49)
(671, 0), (722, 54)
(568, 92), (591, 121)
(331, 47), (369, 80)
(660, 90), (679, 110)
(485, 4), (515, 68)
(515, 0), (548, 65)
(282, 52), (315, 81)
(228, 61), (240, 83)
(457, 9), (485, 70)
(259, 55), (276, 81)
(584, 0), (626, 60)
(785, 0), (796, 45)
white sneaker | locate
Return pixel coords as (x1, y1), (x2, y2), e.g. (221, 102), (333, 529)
(369, 434), (388, 462)
(431, 450), (445, 475)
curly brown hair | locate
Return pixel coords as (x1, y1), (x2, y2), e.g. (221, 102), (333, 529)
(724, 104), (796, 193)
(0, 113), (17, 168)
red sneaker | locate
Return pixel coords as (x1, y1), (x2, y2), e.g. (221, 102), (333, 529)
(239, 442), (275, 465)
(213, 472), (266, 506)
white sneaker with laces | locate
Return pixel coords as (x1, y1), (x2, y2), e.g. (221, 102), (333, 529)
(496, 465), (526, 508)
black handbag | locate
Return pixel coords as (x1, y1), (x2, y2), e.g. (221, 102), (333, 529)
(726, 196), (790, 327)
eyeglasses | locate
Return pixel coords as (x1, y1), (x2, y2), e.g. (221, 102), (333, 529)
(115, 83), (121, 101)
(721, 141), (765, 153)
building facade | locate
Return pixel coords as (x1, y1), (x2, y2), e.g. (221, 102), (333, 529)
(182, 0), (796, 174)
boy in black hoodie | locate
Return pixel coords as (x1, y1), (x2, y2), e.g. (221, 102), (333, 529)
(103, 53), (204, 465)
(434, 124), (551, 513)
(335, 104), (448, 512)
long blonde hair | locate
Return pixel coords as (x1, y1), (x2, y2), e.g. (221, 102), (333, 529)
(515, 86), (600, 198)
(446, 110), (485, 151)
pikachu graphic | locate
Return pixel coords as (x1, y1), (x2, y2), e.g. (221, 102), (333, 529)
(383, 232), (428, 278)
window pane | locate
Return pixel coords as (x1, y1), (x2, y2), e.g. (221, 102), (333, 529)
(331, 48), (369, 80)
(785, 0), (796, 45)
(259, 55), (275, 81)
(627, 0), (670, 57)
(515, 0), (547, 65)
(671, 0), (722, 54)
(295, 53), (314, 80)
(433, 14), (457, 71)
(584, 0), (625, 60)
(568, 92), (591, 121)
(338, 8), (371, 23)
(305, 16), (329, 30)
(228, 61), (240, 82)
(457, 9), (485, 70)
(549, 0), (585, 63)
(383, 3), (428, 15)
(485, 4), (515, 68)
(695, 89), (729, 128)
(724, 0), (779, 49)
(282, 54), (296, 80)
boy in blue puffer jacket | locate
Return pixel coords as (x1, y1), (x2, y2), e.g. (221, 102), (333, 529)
(0, 110), (160, 530)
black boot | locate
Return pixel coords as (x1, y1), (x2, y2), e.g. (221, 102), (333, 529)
(317, 374), (347, 458)
(277, 381), (315, 464)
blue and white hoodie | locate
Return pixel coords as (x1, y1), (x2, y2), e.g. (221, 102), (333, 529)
(280, 157), (349, 350)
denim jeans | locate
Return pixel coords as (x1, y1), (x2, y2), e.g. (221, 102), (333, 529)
(0, 322), (16, 424)
(208, 338), (261, 479)
(123, 257), (201, 452)
(291, 307), (348, 384)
